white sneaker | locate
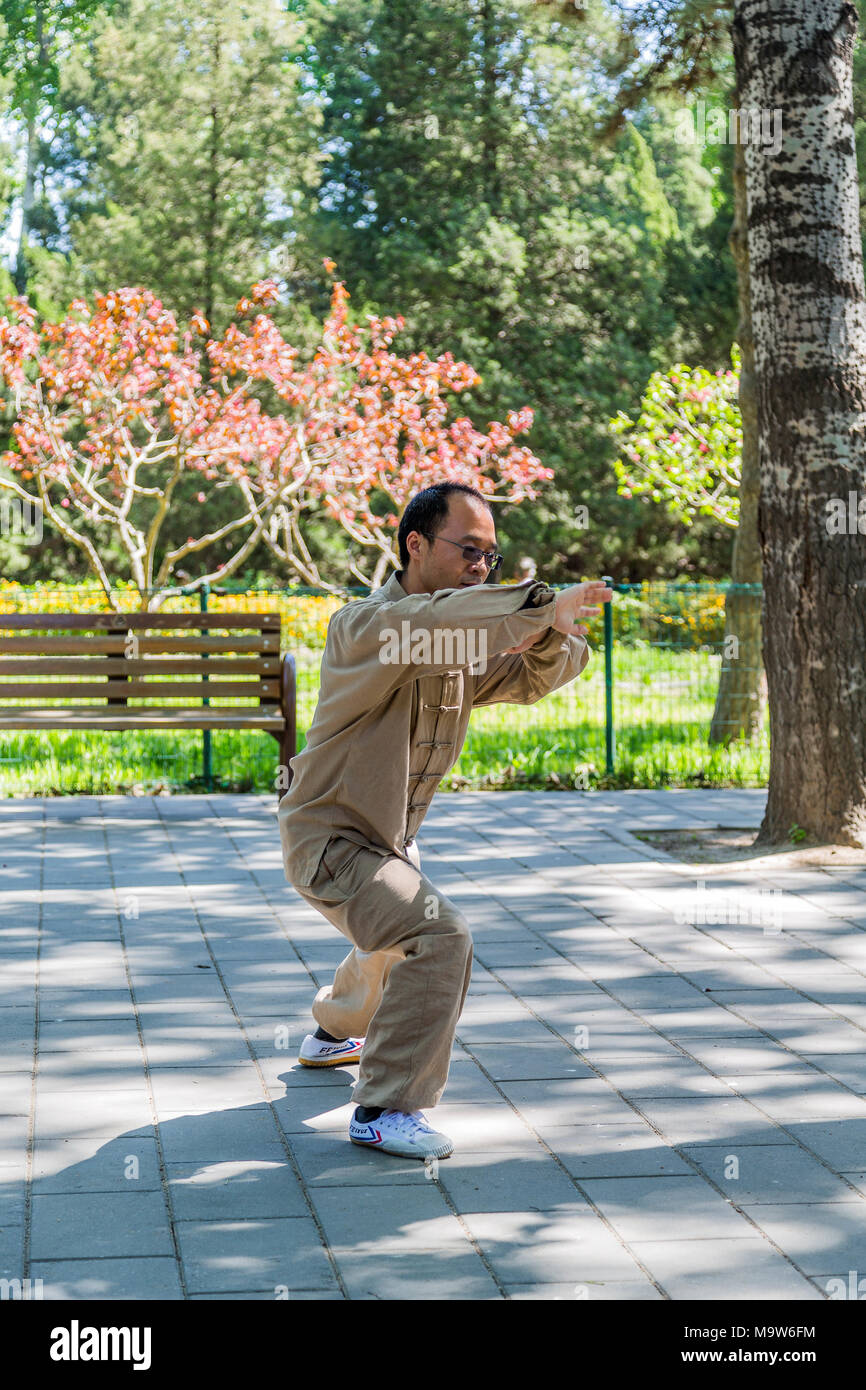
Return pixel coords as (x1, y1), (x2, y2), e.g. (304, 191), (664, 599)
(349, 1108), (454, 1159)
(298, 1033), (364, 1067)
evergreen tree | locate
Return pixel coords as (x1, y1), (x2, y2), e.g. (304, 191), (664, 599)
(51, 0), (324, 331)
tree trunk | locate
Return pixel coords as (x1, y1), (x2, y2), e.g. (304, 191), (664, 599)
(480, 0), (501, 214)
(733, 0), (866, 846)
(709, 126), (766, 744)
(204, 23), (223, 329)
(13, 113), (38, 295)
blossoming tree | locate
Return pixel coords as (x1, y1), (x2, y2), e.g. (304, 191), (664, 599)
(610, 350), (742, 529)
(0, 265), (551, 609)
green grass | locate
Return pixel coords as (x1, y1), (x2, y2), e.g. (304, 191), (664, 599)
(0, 644), (769, 795)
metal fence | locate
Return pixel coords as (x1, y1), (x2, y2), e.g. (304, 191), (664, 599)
(0, 580), (768, 794)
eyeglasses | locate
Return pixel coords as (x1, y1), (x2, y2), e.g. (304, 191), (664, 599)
(421, 532), (503, 574)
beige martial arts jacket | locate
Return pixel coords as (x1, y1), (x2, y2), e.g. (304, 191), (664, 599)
(278, 571), (589, 887)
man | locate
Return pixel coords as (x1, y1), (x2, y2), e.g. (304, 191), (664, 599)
(278, 482), (611, 1160)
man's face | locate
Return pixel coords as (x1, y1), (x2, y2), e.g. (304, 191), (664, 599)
(405, 494), (498, 594)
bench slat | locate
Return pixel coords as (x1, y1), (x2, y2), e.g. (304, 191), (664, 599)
(0, 658), (280, 676)
(0, 681), (279, 700)
(0, 612), (281, 630)
(0, 706), (285, 730)
(0, 635), (281, 654)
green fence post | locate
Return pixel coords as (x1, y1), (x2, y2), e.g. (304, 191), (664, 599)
(200, 582), (212, 790)
(602, 575), (615, 777)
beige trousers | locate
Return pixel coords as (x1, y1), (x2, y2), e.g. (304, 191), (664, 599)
(294, 836), (473, 1112)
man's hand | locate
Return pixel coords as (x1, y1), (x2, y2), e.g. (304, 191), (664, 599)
(551, 580), (613, 637)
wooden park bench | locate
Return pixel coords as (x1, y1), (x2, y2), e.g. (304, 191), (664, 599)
(0, 611), (297, 798)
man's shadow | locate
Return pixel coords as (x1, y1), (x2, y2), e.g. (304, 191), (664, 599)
(0, 1055), (444, 1301)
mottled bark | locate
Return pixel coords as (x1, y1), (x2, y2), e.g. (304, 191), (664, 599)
(204, 24), (223, 330)
(709, 129), (766, 745)
(13, 114), (37, 295)
(480, 0), (501, 214)
(733, 0), (866, 845)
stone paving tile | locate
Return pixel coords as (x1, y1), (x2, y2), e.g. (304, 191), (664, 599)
(430, 1091), (549, 1148)
(799, 1053), (866, 1091)
(541, 1123), (694, 1179)
(680, 1037), (825, 1073)
(0, 1072), (33, 1115)
(30, 1191), (174, 1260)
(630, 1096), (794, 1147)
(461, 1209), (646, 1283)
(175, 1216), (337, 1294)
(782, 1120), (866, 1172)
(271, 1091), (357, 1136)
(30, 1136), (162, 1194)
(629, 1238), (822, 1299)
(461, 1042), (594, 1083)
(156, 1106), (287, 1163)
(516, 997), (662, 1040)
(433, 1148), (587, 1212)
(488, 964), (597, 996)
(640, 1007), (769, 1039)
(260, 1053), (357, 1093)
(36, 990), (137, 1020)
(30, 1257), (184, 1300)
(33, 1087), (153, 1139)
(725, 1073), (866, 1124)
(310, 1183), (466, 1246)
(334, 1250), (500, 1300)
(837, 1171), (866, 1199)
(580, 1175), (759, 1240)
(166, 1159), (309, 1220)
(147, 1065), (267, 1114)
(504, 1279), (663, 1299)
(497, 1078), (646, 1132)
(455, 1016), (565, 1045)
(678, 1144), (863, 1205)
(188, 1289), (345, 1299)
(587, 1059), (736, 1100)
(740, 1202), (866, 1277)
(0, 1222), (25, 1281)
(36, 1019), (141, 1052)
(473, 941), (573, 969)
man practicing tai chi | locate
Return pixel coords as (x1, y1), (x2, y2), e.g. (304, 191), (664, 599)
(278, 482), (611, 1160)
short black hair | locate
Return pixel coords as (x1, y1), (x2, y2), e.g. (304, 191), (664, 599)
(397, 483), (493, 568)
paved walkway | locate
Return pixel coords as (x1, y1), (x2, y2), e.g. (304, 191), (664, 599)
(2, 788), (866, 1300)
